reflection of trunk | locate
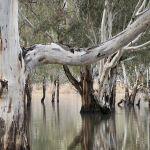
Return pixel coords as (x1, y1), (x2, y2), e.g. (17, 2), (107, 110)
(25, 75), (32, 107)
(51, 78), (56, 102)
(42, 103), (46, 125)
(68, 114), (117, 150)
(132, 108), (140, 139)
(41, 76), (46, 103)
(98, 114), (117, 150)
(110, 114), (117, 150)
(68, 114), (102, 150)
(122, 108), (129, 150)
(81, 114), (96, 150)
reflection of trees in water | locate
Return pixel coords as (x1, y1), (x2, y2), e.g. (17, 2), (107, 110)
(42, 103), (46, 126)
(68, 114), (117, 150)
(68, 107), (150, 150)
(122, 107), (148, 150)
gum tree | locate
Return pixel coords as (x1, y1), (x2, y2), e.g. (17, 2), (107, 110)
(1, 0), (150, 149)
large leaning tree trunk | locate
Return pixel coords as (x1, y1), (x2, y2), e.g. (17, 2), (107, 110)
(0, 0), (29, 149)
(1, 0), (150, 149)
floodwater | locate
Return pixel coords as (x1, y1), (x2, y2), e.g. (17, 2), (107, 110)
(29, 93), (150, 150)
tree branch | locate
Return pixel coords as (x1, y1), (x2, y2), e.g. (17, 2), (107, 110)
(124, 40), (150, 51)
(98, 50), (122, 91)
(24, 9), (150, 73)
(63, 65), (82, 95)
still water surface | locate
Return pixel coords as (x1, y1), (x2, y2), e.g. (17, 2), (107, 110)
(29, 94), (150, 150)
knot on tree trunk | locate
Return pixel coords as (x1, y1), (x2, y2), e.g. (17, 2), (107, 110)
(0, 79), (8, 98)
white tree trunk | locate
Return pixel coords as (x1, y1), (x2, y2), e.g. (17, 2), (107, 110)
(0, 0), (28, 149)
(147, 68), (150, 88)
(122, 62), (130, 100)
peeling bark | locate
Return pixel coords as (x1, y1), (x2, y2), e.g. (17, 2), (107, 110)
(0, 79), (8, 98)
(0, 1), (29, 149)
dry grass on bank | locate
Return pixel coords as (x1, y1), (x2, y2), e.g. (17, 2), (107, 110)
(33, 83), (77, 94)
(32, 83), (146, 103)
(33, 83), (125, 94)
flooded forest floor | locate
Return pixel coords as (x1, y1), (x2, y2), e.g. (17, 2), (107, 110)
(28, 83), (150, 150)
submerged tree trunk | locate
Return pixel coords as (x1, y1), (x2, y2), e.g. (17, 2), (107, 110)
(0, 1), (29, 149)
(99, 66), (118, 109)
(147, 68), (150, 88)
(41, 76), (46, 103)
(63, 65), (110, 113)
(63, 65), (101, 113)
(122, 62), (130, 101)
(128, 69), (140, 105)
(108, 66), (117, 109)
(80, 66), (101, 113)
(51, 77), (56, 102)
(25, 75), (32, 107)
(56, 75), (59, 102)
(146, 68), (150, 106)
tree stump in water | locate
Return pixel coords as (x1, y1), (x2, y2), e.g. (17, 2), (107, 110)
(25, 76), (32, 107)
(41, 76), (46, 103)
(51, 79), (56, 102)
(56, 76), (59, 103)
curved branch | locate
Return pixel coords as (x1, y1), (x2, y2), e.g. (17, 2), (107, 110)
(63, 65), (82, 95)
(24, 9), (150, 71)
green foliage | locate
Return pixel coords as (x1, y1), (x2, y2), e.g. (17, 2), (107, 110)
(19, 0), (150, 85)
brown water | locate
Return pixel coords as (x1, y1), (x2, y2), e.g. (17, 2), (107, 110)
(29, 94), (150, 150)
